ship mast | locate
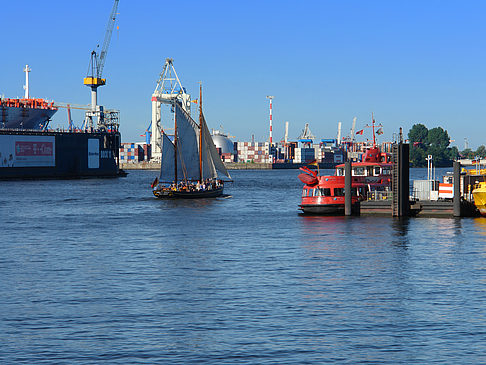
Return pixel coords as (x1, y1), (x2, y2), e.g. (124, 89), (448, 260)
(23, 65), (31, 99)
(199, 83), (203, 182)
(174, 102), (178, 183)
(372, 112), (376, 148)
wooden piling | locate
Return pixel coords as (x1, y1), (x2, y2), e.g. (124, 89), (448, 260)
(345, 161), (352, 216)
(392, 141), (409, 217)
(453, 161), (461, 217)
(399, 143), (410, 217)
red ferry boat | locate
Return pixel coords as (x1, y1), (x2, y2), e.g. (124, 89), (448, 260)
(298, 121), (392, 214)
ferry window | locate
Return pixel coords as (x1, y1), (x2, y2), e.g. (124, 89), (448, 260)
(302, 189), (308, 197)
(337, 168), (344, 176)
(374, 166), (381, 175)
(334, 188), (345, 196)
(320, 188), (331, 196)
(353, 167), (365, 176)
(313, 188), (321, 196)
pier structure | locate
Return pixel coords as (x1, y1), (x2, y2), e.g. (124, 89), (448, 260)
(342, 135), (478, 217)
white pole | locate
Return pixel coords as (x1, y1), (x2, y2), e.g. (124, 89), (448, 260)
(23, 65), (31, 99)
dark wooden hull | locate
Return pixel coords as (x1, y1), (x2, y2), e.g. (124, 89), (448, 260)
(153, 186), (224, 199)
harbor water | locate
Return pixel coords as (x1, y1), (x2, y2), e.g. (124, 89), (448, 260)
(1, 169), (486, 364)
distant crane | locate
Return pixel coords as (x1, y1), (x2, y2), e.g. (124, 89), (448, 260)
(140, 122), (152, 145)
(337, 121), (342, 145)
(83, 0), (119, 129)
(150, 58), (192, 160)
(67, 105), (73, 131)
(350, 117), (357, 142)
(298, 123), (315, 148)
(283, 121), (289, 145)
(280, 121), (290, 160)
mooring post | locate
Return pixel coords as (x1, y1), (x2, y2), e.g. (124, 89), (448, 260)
(345, 161), (352, 216)
(399, 142), (410, 217)
(453, 161), (461, 217)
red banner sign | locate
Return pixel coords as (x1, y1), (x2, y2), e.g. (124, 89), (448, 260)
(15, 141), (53, 157)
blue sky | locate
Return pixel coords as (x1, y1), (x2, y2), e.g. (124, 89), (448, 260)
(1, 0), (485, 149)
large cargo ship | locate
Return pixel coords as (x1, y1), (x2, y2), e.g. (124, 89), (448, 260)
(1, 65), (58, 130)
(0, 97), (57, 130)
(0, 65), (123, 179)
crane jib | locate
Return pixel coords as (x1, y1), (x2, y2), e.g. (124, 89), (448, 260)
(85, 0), (119, 81)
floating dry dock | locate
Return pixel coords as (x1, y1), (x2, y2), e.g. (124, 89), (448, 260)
(0, 129), (123, 179)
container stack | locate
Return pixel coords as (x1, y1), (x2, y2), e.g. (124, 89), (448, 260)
(314, 145), (323, 162)
(220, 152), (234, 163)
(236, 142), (271, 163)
(120, 143), (151, 162)
(294, 147), (315, 163)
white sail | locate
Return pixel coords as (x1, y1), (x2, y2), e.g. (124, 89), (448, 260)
(159, 131), (177, 182)
(201, 112), (231, 180)
(199, 113), (217, 180)
(175, 103), (200, 181)
(159, 101), (231, 183)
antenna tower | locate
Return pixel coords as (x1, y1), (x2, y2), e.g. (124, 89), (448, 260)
(266, 95), (274, 145)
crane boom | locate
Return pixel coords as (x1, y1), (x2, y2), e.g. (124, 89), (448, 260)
(98, 0), (119, 78)
(84, 0), (119, 85)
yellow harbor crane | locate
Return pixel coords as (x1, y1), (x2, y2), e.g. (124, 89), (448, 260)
(83, 0), (119, 129)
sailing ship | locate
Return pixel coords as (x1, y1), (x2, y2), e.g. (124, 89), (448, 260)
(152, 86), (231, 199)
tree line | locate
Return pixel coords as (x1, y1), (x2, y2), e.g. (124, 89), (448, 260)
(407, 123), (485, 167)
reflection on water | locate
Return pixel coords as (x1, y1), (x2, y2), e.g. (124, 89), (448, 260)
(299, 215), (348, 236)
(392, 217), (410, 247)
(473, 217), (486, 236)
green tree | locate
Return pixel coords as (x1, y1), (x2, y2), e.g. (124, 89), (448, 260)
(407, 123), (455, 167)
(410, 144), (427, 167)
(475, 145), (486, 158)
(448, 146), (459, 161)
(408, 124), (429, 167)
(408, 123), (428, 146)
(427, 127), (450, 150)
(461, 148), (474, 159)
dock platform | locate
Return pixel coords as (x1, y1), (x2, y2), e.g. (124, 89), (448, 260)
(359, 199), (478, 217)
